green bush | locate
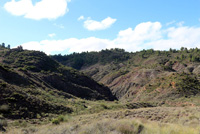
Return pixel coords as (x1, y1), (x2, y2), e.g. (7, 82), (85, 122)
(57, 115), (64, 122)
(52, 115), (69, 125)
(12, 120), (27, 127)
(52, 119), (60, 125)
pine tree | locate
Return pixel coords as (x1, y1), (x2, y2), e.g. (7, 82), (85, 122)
(2, 43), (5, 48)
(7, 44), (10, 49)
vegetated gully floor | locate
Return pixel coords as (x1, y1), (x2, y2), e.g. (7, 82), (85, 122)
(73, 106), (200, 126)
(3, 106), (200, 134)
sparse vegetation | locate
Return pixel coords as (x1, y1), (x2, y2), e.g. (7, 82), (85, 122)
(0, 47), (200, 133)
(52, 48), (200, 103)
(3, 112), (200, 134)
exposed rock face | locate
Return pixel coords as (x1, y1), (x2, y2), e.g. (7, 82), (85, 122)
(193, 65), (200, 75)
(172, 62), (186, 72)
(82, 65), (162, 100)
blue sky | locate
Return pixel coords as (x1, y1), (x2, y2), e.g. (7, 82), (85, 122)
(0, 0), (200, 54)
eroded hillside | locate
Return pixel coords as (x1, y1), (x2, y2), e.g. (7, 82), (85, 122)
(0, 47), (116, 119)
(52, 48), (200, 103)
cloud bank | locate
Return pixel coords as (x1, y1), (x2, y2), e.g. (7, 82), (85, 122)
(21, 21), (200, 54)
(84, 17), (117, 31)
(4, 0), (71, 20)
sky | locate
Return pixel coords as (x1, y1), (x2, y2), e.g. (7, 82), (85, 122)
(0, 0), (200, 55)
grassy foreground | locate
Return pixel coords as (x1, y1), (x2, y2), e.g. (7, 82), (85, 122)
(1, 105), (200, 134)
(3, 118), (199, 134)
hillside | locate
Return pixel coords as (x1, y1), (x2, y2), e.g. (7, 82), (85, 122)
(0, 47), (116, 119)
(52, 48), (200, 104)
(1, 47), (200, 134)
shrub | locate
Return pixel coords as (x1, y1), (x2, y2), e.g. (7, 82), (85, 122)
(0, 105), (9, 113)
(100, 103), (109, 109)
(36, 114), (41, 119)
(12, 120), (27, 127)
(57, 115), (64, 122)
(52, 119), (60, 125)
(118, 124), (135, 134)
(52, 114), (70, 125)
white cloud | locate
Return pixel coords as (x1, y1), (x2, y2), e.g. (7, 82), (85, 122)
(4, 0), (71, 20)
(166, 20), (176, 26)
(78, 16), (85, 21)
(176, 21), (184, 27)
(54, 23), (65, 29)
(113, 22), (162, 50)
(21, 21), (200, 54)
(48, 33), (56, 38)
(84, 17), (117, 31)
(22, 38), (113, 54)
(149, 26), (200, 50)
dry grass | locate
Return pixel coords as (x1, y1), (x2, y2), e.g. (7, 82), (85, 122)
(92, 106), (200, 126)
(2, 118), (199, 134)
(2, 106), (200, 134)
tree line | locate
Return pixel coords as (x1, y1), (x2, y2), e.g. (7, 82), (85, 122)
(0, 43), (10, 49)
